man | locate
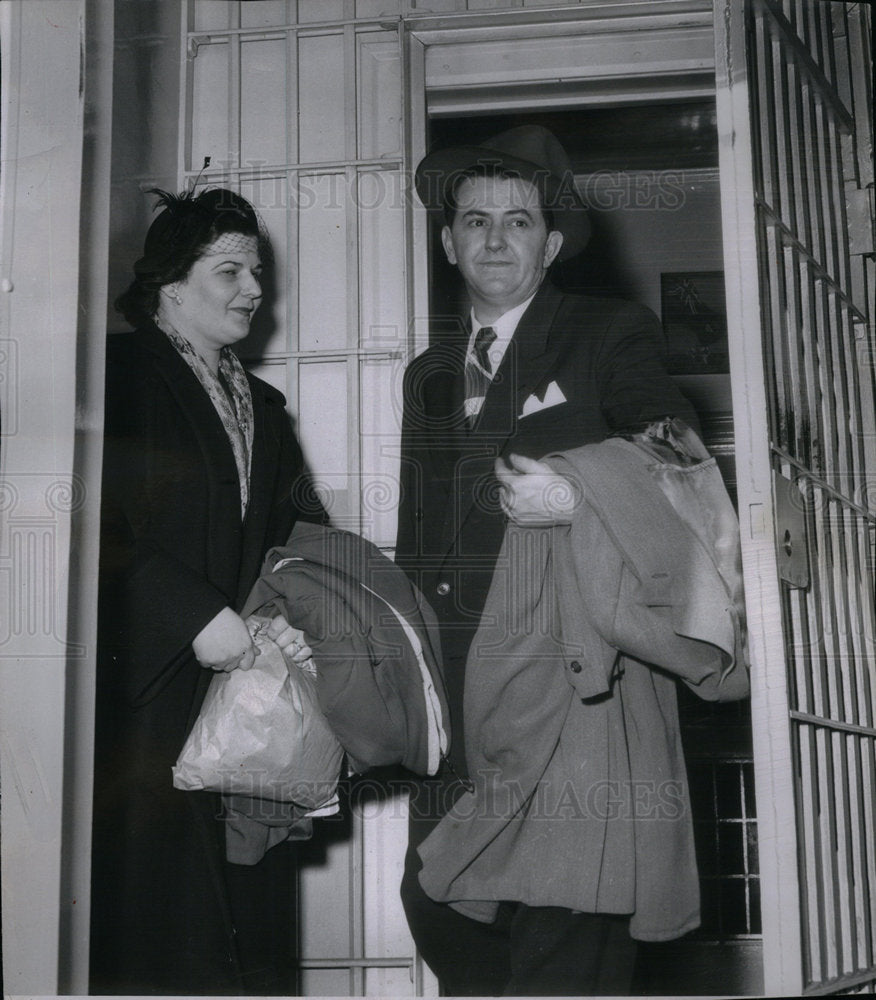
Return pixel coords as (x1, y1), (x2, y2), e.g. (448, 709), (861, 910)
(395, 125), (700, 995)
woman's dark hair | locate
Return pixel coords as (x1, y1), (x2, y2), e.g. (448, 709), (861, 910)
(442, 164), (555, 232)
(115, 187), (268, 328)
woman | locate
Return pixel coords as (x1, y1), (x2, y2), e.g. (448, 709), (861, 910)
(90, 188), (321, 995)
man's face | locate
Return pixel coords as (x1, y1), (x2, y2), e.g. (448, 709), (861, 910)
(441, 174), (563, 320)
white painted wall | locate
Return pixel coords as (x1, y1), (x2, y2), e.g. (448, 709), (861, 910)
(0, 1), (110, 993)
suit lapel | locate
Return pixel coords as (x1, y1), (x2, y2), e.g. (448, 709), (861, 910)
(423, 336), (470, 476)
(452, 284), (566, 534)
(477, 282), (565, 436)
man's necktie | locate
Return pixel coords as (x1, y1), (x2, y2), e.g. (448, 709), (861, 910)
(464, 326), (497, 428)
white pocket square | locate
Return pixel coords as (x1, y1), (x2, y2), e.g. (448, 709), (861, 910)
(520, 380), (567, 417)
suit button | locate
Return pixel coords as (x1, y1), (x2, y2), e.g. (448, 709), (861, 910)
(570, 660), (582, 673)
(415, 507), (424, 521)
(436, 582), (451, 596)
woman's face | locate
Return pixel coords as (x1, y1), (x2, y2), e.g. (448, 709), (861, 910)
(168, 233), (263, 358)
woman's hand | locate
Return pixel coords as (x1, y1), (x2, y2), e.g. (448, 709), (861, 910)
(494, 453), (582, 526)
(265, 613), (313, 666)
(192, 607), (257, 672)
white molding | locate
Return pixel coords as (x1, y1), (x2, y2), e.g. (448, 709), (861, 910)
(416, 9), (715, 114)
(0, 2), (88, 992)
(713, 0), (803, 994)
(406, 0), (714, 43)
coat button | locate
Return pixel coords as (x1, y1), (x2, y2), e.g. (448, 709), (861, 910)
(570, 660), (582, 673)
(436, 582), (451, 596)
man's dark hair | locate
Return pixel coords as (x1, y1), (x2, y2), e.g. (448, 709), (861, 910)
(442, 164), (556, 232)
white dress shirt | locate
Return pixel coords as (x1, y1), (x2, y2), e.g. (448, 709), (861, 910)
(464, 291), (538, 420)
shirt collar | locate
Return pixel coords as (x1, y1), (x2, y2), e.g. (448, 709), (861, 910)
(467, 290), (539, 370)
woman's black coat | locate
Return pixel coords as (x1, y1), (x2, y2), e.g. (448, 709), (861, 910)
(90, 325), (316, 995)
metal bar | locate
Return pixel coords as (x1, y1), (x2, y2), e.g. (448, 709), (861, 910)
(764, 226), (790, 447)
(791, 712), (876, 740)
(814, 95), (844, 294)
(834, 727), (854, 975)
(286, 9), (300, 386)
(344, 19), (363, 541)
(753, 14), (780, 212)
(181, 155), (403, 177)
(801, 55), (828, 277)
(340, 5), (367, 990)
(229, 3), (241, 169)
(299, 958), (415, 969)
(786, 555), (814, 716)
(755, 205), (868, 322)
(179, 0), (195, 177)
(780, 243), (807, 458)
(815, 281), (841, 484)
(773, 36), (796, 238)
(756, 0), (854, 131)
(785, 54), (810, 258)
(793, 252), (825, 478)
(768, 449), (876, 523)
(822, 0), (839, 89)
(795, 722), (820, 979)
(348, 807), (365, 996)
(845, 733), (867, 973)
(836, 503), (864, 731)
(861, 737), (876, 966)
(806, 476), (839, 984)
(825, 93), (852, 295)
(240, 348), (402, 362)
(186, 18), (403, 40)
(851, 518), (876, 730)
(840, 308), (869, 498)
(738, 760), (753, 934)
(812, 722), (833, 981)
(802, 967), (876, 996)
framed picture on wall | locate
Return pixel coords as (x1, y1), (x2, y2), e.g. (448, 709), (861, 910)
(660, 271), (729, 375)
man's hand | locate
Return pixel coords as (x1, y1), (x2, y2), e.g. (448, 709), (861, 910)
(192, 606), (258, 672)
(495, 453), (581, 526)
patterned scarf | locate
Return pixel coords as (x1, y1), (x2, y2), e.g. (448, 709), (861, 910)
(160, 324), (254, 519)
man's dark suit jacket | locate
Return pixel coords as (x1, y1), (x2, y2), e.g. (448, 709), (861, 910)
(394, 281), (699, 773)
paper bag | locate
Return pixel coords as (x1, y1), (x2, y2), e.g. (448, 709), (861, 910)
(173, 619), (343, 808)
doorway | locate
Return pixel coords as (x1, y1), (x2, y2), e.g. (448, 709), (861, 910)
(425, 103), (761, 996)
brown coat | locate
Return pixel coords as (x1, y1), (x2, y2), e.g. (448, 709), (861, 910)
(417, 434), (749, 942)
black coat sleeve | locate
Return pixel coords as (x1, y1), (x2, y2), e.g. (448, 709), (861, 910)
(594, 300), (701, 436)
(98, 350), (232, 704)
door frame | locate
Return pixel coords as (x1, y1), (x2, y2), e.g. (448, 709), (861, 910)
(403, 2), (783, 994)
(0, 0), (112, 994)
(404, 0), (717, 356)
(713, 0), (804, 993)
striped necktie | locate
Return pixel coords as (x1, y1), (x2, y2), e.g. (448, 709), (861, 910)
(464, 325), (497, 428)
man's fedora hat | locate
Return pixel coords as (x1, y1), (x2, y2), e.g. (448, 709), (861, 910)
(414, 124), (590, 261)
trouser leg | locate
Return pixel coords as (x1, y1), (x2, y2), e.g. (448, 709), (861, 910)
(400, 770), (512, 996)
(505, 905), (637, 997)
(401, 838), (512, 996)
(225, 841), (299, 996)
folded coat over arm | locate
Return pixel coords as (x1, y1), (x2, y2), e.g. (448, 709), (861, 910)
(417, 432), (750, 942)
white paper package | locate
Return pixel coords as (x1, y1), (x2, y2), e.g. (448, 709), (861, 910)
(173, 619), (344, 808)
